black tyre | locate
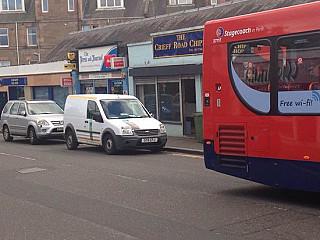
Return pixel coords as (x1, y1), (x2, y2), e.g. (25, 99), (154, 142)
(3, 125), (13, 142)
(103, 134), (117, 155)
(29, 127), (40, 145)
(66, 129), (78, 150)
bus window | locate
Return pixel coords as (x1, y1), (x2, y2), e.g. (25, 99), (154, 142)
(277, 33), (320, 114)
(230, 41), (270, 113)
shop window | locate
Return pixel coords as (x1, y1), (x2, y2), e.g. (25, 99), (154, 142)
(53, 86), (69, 109)
(0, 28), (8, 47)
(136, 84), (157, 118)
(158, 82), (180, 122)
(1, 0), (24, 11)
(27, 27), (37, 46)
(33, 87), (49, 100)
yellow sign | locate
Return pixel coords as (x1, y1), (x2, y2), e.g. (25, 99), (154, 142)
(64, 63), (77, 70)
(67, 52), (76, 61)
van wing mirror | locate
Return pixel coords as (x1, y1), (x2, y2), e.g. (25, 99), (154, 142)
(92, 112), (103, 123)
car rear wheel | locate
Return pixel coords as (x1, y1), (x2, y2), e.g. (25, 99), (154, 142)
(103, 134), (117, 155)
(3, 126), (13, 142)
(29, 127), (40, 145)
(66, 130), (78, 150)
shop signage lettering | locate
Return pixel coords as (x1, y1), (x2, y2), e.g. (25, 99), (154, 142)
(153, 30), (203, 58)
(60, 77), (74, 87)
(78, 45), (117, 73)
(0, 77), (27, 86)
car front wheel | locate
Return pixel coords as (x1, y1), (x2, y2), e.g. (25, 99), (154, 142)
(29, 127), (40, 145)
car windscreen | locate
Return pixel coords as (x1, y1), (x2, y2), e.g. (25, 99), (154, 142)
(100, 99), (150, 119)
(27, 102), (64, 115)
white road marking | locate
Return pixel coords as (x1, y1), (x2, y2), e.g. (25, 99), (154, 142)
(17, 167), (46, 174)
(0, 152), (36, 161)
(171, 153), (203, 159)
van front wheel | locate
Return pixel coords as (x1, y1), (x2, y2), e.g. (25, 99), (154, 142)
(66, 130), (78, 150)
(103, 134), (117, 155)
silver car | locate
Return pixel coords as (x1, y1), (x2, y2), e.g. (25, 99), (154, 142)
(0, 100), (64, 144)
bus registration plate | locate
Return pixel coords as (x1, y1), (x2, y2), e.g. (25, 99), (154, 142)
(141, 138), (158, 143)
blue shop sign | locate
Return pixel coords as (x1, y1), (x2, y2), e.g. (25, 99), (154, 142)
(153, 30), (203, 58)
(0, 77), (27, 86)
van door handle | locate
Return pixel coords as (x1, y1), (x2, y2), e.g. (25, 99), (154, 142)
(85, 121), (88, 123)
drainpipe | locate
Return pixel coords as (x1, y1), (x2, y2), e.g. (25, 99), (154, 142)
(15, 22), (20, 65)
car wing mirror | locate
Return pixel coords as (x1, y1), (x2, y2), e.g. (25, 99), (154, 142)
(20, 111), (26, 116)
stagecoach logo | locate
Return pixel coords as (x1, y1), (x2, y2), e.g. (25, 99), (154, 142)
(216, 27), (224, 38)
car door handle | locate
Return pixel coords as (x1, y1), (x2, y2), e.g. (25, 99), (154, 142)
(85, 120), (88, 123)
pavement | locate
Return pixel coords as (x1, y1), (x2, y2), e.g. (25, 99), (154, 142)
(164, 135), (203, 155)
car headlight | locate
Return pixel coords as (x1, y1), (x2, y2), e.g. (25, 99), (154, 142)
(121, 127), (133, 136)
(160, 124), (166, 134)
(37, 119), (49, 127)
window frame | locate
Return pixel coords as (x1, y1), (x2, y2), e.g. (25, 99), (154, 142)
(211, 0), (217, 5)
(0, 60), (10, 66)
(68, 0), (74, 12)
(27, 27), (37, 46)
(97, 0), (124, 9)
(0, 28), (9, 47)
(0, 0), (24, 11)
(42, 0), (48, 13)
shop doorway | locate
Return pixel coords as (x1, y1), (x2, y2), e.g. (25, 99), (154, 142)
(182, 79), (196, 136)
(0, 92), (8, 115)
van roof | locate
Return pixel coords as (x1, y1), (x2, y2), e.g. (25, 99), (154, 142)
(67, 94), (137, 100)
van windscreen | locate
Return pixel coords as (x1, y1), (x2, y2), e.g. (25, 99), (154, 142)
(100, 99), (150, 119)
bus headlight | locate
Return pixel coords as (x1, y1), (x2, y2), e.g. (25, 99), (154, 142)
(160, 124), (166, 134)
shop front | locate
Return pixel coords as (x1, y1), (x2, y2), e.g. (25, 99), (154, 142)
(77, 45), (128, 95)
(128, 28), (203, 137)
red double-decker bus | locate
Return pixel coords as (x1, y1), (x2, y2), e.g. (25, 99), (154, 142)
(203, 2), (320, 192)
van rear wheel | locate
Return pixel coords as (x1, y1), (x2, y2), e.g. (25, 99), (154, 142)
(103, 134), (117, 155)
(66, 130), (78, 150)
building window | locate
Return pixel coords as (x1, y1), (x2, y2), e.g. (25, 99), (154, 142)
(82, 25), (90, 31)
(42, 0), (48, 12)
(0, 61), (10, 67)
(169, 0), (192, 5)
(0, 28), (9, 47)
(98, 0), (123, 8)
(28, 60), (38, 64)
(68, 0), (74, 11)
(27, 27), (37, 46)
(1, 0), (24, 11)
(211, 0), (217, 5)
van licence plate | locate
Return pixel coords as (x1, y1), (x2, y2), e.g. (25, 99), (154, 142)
(141, 138), (158, 143)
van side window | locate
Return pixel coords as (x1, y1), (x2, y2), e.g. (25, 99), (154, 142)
(87, 100), (100, 119)
(10, 103), (19, 115)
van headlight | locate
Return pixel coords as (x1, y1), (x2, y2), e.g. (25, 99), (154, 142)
(121, 127), (133, 136)
(37, 119), (49, 127)
(160, 124), (166, 134)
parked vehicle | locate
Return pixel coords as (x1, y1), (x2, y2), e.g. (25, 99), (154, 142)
(0, 100), (64, 144)
(64, 94), (167, 154)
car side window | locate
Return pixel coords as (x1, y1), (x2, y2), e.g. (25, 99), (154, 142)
(87, 100), (101, 119)
(9, 103), (19, 115)
(18, 103), (26, 115)
(2, 102), (12, 114)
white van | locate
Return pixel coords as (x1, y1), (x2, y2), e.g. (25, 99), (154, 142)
(63, 94), (167, 154)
